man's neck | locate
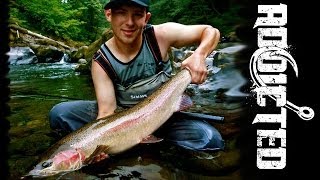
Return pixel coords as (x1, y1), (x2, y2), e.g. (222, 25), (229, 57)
(109, 36), (143, 63)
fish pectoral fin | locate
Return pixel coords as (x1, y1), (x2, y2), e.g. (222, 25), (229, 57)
(140, 135), (163, 143)
(176, 93), (193, 112)
(84, 145), (110, 165)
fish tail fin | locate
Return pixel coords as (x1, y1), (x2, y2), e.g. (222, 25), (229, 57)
(176, 93), (193, 112)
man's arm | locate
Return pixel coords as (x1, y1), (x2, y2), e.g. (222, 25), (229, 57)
(154, 22), (220, 84)
(91, 60), (117, 119)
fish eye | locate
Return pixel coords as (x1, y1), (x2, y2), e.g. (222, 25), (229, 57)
(42, 160), (53, 168)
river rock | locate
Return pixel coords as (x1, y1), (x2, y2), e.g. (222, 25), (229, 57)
(7, 47), (38, 65)
(31, 44), (64, 63)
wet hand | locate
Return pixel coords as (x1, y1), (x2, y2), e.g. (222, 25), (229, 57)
(181, 53), (208, 84)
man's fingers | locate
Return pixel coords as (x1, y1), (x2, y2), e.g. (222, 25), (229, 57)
(191, 70), (208, 84)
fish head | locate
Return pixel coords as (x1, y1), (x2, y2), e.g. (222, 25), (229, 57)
(26, 149), (86, 177)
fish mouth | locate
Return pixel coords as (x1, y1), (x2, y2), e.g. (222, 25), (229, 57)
(25, 163), (83, 178)
(25, 161), (65, 178)
(20, 174), (35, 179)
(25, 169), (60, 178)
(26, 148), (86, 177)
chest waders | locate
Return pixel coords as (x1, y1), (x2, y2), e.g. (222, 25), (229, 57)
(93, 24), (171, 107)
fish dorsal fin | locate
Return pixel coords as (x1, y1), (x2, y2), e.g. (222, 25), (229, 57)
(84, 145), (109, 165)
(176, 93), (193, 112)
(140, 135), (163, 143)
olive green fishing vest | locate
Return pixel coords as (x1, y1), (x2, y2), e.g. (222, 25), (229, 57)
(93, 24), (172, 107)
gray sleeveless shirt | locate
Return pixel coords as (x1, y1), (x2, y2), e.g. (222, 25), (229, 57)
(96, 29), (172, 107)
(100, 34), (172, 87)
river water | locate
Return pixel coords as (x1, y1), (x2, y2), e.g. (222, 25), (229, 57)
(7, 43), (248, 179)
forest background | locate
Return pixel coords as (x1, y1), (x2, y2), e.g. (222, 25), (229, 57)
(8, 0), (250, 46)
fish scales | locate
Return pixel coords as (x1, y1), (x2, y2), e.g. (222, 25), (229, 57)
(26, 69), (191, 177)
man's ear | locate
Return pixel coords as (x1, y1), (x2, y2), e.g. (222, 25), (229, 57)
(105, 9), (112, 22)
(145, 12), (151, 24)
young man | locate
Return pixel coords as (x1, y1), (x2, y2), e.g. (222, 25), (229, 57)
(49, 0), (224, 161)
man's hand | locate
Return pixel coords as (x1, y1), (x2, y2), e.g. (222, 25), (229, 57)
(154, 23), (219, 84)
(181, 52), (208, 84)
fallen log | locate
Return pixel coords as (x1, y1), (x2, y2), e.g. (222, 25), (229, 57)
(9, 24), (72, 50)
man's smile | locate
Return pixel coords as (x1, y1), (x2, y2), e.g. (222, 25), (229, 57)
(122, 29), (135, 36)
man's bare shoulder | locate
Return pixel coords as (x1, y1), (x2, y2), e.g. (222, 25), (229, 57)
(153, 22), (183, 41)
(153, 22), (181, 32)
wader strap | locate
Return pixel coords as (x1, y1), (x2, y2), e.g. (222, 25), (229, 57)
(145, 24), (163, 73)
(93, 48), (119, 83)
(94, 24), (163, 83)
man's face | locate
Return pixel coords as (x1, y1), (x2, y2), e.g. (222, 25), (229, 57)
(105, 5), (151, 45)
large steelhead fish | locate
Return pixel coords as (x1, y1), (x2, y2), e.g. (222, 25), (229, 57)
(26, 69), (192, 177)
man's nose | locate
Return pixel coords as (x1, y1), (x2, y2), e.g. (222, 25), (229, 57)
(125, 14), (134, 26)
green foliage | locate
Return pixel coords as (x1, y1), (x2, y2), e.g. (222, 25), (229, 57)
(9, 0), (247, 44)
(150, 0), (246, 36)
(9, 0), (106, 44)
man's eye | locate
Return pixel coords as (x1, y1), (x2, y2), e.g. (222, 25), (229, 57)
(134, 13), (143, 17)
(115, 10), (126, 14)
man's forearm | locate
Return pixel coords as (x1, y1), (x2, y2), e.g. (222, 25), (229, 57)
(194, 26), (220, 58)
